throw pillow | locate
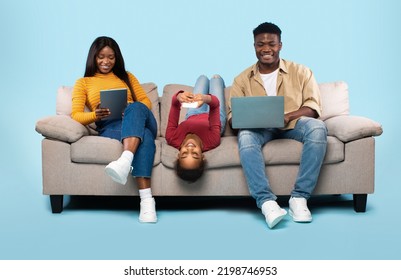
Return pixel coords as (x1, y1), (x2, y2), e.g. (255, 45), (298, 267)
(319, 81), (350, 121)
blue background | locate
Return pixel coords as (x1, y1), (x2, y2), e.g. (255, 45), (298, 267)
(0, 0), (400, 259)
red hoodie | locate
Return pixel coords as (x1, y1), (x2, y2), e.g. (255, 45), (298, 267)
(165, 91), (221, 151)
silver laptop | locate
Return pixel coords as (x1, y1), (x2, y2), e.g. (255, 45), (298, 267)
(231, 96), (284, 129)
(100, 88), (127, 121)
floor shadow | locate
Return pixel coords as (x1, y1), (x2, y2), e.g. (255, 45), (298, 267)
(63, 194), (356, 212)
(64, 195), (256, 211)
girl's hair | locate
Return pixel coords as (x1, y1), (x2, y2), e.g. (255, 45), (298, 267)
(175, 159), (206, 183)
(84, 36), (136, 101)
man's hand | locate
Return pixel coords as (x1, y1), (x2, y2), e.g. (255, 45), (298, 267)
(284, 113), (291, 125)
(284, 107), (318, 125)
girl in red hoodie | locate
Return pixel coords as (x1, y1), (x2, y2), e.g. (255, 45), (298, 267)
(166, 75), (226, 182)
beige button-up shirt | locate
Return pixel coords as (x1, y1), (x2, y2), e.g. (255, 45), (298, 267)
(228, 59), (322, 129)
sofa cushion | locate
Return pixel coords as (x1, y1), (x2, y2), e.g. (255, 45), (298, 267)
(223, 86), (235, 136)
(144, 83), (162, 136)
(55, 82), (161, 136)
(71, 136), (161, 166)
(35, 115), (90, 143)
(319, 81), (350, 121)
(160, 84), (194, 138)
(56, 86), (75, 115)
(161, 135), (344, 169)
(325, 115), (383, 142)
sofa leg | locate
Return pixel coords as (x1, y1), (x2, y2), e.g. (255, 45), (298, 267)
(353, 194), (367, 213)
(50, 195), (63, 214)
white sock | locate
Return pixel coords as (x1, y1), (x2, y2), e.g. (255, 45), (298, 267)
(139, 188), (153, 200)
(120, 150), (133, 163)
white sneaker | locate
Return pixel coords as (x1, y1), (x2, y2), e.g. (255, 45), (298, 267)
(289, 197), (312, 222)
(105, 157), (132, 185)
(139, 198), (157, 223)
(261, 200), (287, 229)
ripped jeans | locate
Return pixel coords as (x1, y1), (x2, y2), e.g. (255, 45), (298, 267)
(237, 117), (328, 208)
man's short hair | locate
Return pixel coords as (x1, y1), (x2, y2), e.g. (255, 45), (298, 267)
(253, 22), (282, 41)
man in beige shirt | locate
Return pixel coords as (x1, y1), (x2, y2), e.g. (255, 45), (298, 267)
(228, 22), (328, 229)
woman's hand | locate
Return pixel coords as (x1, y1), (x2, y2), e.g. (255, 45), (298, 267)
(95, 103), (111, 120)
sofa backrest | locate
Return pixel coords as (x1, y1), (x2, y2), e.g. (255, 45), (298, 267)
(55, 83), (161, 136)
(55, 80), (350, 138)
(159, 81), (351, 137)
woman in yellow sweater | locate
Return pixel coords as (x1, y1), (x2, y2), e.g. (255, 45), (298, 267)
(71, 36), (157, 223)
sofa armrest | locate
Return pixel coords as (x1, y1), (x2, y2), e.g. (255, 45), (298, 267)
(325, 115), (383, 142)
(35, 115), (90, 143)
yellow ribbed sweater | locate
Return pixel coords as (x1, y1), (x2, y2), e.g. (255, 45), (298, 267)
(71, 72), (151, 125)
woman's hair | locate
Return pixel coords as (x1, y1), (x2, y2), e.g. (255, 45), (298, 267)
(84, 36), (136, 101)
(175, 158), (206, 183)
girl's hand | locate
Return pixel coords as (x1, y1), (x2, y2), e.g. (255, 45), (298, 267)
(177, 91), (195, 103)
(192, 94), (205, 107)
(193, 94), (212, 107)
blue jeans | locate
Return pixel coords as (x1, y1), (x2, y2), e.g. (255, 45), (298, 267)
(96, 102), (157, 178)
(185, 74), (226, 135)
(237, 117), (328, 208)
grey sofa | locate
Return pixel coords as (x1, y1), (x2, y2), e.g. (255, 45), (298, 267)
(35, 81), (383, 213)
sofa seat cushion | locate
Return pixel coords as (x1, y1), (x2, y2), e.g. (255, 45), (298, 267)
(161, 135), (344, 169)
(71, 136), (161, 166)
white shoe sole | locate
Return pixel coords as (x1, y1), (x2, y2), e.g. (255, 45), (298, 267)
(139, 216), (158, 223)
(289, 210), (312, 223)
(105, 165), (127, 185)
(266, 209), (287, 228)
